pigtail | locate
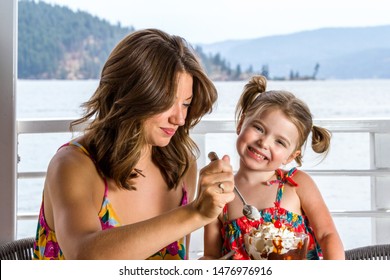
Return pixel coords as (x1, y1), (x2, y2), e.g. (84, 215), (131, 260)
(235, 75), (267, 122)
(311, 125), (332, 154)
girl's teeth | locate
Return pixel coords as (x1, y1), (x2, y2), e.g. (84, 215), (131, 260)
(250, 147), (266, 160)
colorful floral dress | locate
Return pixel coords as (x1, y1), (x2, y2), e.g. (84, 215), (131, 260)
(221, 168), (323, 260)
(33, 141), (188, 260)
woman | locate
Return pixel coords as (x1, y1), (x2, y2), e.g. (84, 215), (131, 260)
(33, 28), (235, 260)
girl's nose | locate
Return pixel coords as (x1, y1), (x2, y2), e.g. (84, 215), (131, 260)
(258, 136), (270, 149)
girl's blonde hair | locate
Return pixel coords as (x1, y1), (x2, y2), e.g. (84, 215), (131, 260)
(71, 29), (217, 190)
(235, 75), (331, 166)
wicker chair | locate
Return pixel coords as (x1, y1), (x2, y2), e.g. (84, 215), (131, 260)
(345, 244), (390, 260)
(0, 237), (35, 260)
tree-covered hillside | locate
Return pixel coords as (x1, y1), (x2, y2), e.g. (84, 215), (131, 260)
(18, 0), (134, 79)
(18, 0), (242, 80)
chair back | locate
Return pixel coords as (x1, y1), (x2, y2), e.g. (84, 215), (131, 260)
(0, 237), (35, 260)
(345, 244), (390, 260)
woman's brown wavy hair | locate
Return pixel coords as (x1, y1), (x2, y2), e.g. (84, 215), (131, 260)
(71, 29), (217, 190)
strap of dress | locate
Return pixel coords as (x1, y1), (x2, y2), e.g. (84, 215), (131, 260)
(180, 185), (188, 206)
(267, 167), (299, 206)
(222, 204), (229, 222)
(59, 140), (93, 159)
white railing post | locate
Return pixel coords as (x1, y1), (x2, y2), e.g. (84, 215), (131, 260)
(0, 0), (17, 243)
(371, 133), (390, 244)
(191, 134), (206, 183)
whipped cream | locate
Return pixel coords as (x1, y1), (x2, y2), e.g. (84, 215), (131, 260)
(244, 222), (307, 260)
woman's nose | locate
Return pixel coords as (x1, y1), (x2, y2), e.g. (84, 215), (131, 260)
(170, 106), (186, 126)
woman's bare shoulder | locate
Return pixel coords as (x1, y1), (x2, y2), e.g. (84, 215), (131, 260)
(51, 144), (91, 168)
(46, 143), (101, 192)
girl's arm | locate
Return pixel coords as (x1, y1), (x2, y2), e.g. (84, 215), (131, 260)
(295, 170), (345, 260)
(201, 217), (224, 259)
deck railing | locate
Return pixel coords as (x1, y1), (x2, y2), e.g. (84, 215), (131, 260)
(14, 118), (390, 250)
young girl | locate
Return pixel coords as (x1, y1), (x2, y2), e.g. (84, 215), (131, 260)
(203, 75), (345, 260)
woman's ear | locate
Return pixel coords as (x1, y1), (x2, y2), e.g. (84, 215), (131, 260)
(283, 150), (301, 165)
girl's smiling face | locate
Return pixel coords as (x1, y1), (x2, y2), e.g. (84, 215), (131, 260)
(236, 108), (301, 172)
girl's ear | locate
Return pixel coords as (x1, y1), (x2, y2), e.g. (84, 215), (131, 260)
(237, 114), (245, 135)
(284, 150), (301, 165)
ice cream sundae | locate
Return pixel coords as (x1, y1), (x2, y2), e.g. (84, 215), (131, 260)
(244, 222), (309, 260)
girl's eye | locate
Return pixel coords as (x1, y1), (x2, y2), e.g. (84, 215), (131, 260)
(183, 103), (191, 108)
(254, 125), (264, 133)
(276, 140), (287, 147)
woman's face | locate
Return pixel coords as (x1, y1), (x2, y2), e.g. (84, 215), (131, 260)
(143, 72), (193, 147)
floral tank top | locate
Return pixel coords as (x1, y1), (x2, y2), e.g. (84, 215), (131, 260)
(221, 168), (323, 260)
(33, 141), (188, 260)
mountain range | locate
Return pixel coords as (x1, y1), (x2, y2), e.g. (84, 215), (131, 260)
(19, 1), (390, 80)
(199, 25), (390, 79)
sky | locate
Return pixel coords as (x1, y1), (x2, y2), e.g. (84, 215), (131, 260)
(38, 0), (390, 44)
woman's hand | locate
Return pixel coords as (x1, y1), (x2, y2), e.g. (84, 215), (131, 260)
(193, 153), (235, 221)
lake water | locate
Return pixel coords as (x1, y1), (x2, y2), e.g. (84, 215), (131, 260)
(16, 79), (390, 258)
(17, 79), (390, 119)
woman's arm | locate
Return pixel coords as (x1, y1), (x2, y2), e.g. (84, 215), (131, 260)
(45, 148), (235, 259)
